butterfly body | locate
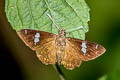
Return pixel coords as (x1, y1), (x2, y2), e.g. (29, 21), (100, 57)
(55, 30), (66, 64)
(18, 29), (106, 70)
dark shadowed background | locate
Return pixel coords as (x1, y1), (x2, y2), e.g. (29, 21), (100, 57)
(0, 0), (120, 80)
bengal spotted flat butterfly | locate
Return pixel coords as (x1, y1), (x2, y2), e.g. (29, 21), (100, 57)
(17, 14), (106, 70)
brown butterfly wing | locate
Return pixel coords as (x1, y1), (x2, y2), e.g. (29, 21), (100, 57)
(18, 29), (55, 50)
(35, 40), (57, 65)
(61, 40), (82, 70)
(66, 37), (106, 61)
(18, 29), (57, 64)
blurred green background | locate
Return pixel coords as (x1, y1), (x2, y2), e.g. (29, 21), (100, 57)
(0, 0), (120, 80)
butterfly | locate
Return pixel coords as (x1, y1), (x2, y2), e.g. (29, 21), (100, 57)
(18, 29), (106, 70)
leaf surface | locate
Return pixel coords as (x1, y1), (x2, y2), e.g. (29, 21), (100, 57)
(5, 0), (90, 40)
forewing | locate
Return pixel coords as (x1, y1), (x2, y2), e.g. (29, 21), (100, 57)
(18, 29), (57, 64)
(36, 40), (57, 64)
(66, 37), (106, 61)
(18, 29), (56, 50)
(61, 41), (82, 70)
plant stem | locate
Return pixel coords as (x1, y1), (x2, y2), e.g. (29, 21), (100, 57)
(53, 64), (66, 80)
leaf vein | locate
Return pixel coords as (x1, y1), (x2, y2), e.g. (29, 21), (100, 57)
(16, 0), (23, 27)
(26, 0), (37, 28)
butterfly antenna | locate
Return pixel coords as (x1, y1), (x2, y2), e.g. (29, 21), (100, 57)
(66, 26), (83, 33)
(47, 14), (61, 31)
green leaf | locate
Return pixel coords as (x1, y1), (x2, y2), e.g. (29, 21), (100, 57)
(5, 0), (90, 40)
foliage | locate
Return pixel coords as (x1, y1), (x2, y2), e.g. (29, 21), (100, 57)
(5, 0), (90, 40)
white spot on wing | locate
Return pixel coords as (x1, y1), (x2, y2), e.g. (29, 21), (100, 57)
(81, 42), (87, 55)
(96, 45), (98, 49)
(82, 42), (87, 48)
(34, 33), (40, 45)
(82, 48), (86, 55)
(35, 33), (40, 37)
(25, 30), (27, 34)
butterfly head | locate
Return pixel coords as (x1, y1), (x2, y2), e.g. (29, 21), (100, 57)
(59, 29), (66, 36)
